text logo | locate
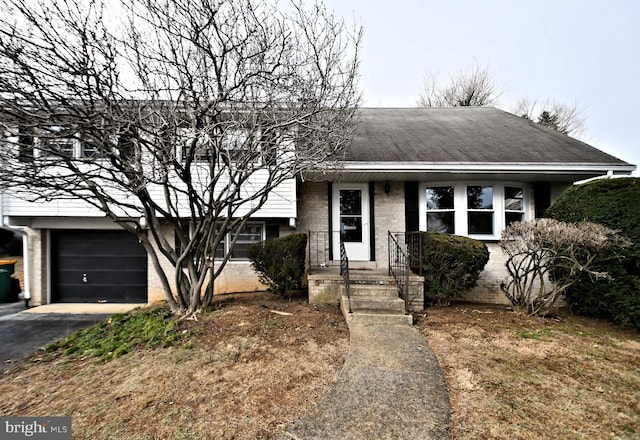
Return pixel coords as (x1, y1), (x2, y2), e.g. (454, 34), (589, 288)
(0, 417), (71, 439)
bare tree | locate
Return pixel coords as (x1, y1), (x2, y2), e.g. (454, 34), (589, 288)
(499, 219), (629, 316)
(513, 98), (585, 137)
(0, 0), (361, 314)
(417, 62), (500, 107)
(418, 63), (586, 138)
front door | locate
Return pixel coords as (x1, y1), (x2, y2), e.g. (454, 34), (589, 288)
(333, 183), (370, 261)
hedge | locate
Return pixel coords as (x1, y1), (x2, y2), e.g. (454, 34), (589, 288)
(545, 177), (640, 328)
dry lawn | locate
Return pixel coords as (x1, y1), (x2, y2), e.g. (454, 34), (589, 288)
(0, 293), (349, 439)
(1, 290), (639, 440)
(416, 304), (640, 440)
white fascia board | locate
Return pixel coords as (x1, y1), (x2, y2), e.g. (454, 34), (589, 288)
(340, 162), (637, 174)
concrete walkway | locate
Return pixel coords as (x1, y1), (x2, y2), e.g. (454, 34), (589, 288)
(284, 318), (451, 439)
(22, 303), (143, 314)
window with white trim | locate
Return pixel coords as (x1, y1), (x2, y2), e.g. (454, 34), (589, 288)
(504, 186), (525, 226)
(425, 186), (455, 233)
(221, 129), (252, 163)
(229, 223), (263, 259)
(467, 185), (494, 235)
(41, 137), (76, 158)
(179, 128), (260, 165)
(179, 128), (212, 162)
(174, 222), (264, 262)
(420, 182), (529, 239)
(35, 128), (106, 160)
(81, 140), (107, 158)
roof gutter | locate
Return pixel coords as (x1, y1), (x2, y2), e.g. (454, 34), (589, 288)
(573, 170), (637, 185)
(339, 161), (637, 174)
(0, 192), (30, 306)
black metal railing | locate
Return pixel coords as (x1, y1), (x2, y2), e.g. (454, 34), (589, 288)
(407, 231), (423, 275)
(339, 236), (352, 314)
(307, 230), (340, 270)
(307, 230), (350, 312)
(388, 231), (410, 313)
(388, 231), (424, 313)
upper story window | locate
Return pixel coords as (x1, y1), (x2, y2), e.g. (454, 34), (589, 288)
(179, 129), (212, 162)
(421, 182), (529, 239)
(221, 129), (252, 163)
(179, 128), (259, 165)
(39, 136), (76, 159)
(81, 140), (106, 159)
(33, 127), (105, 160)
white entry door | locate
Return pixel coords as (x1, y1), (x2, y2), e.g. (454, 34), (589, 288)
(333, 183), (370, 261)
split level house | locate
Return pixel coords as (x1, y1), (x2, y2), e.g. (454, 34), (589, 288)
(1, 107), (635, 309)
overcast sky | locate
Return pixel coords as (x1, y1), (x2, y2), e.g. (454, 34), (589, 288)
(322, 0), (639, 175)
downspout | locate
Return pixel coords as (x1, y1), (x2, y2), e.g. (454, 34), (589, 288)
(0, 192), (30, 307)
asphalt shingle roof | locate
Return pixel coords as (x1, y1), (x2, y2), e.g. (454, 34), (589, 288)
(346, 107), (630, 166)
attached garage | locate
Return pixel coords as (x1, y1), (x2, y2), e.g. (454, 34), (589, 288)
(51, 230), (147, 303)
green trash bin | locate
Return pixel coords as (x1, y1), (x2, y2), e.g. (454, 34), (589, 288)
(0, 259), (16, 302)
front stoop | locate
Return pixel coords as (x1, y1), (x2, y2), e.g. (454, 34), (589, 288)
(339, 276), (414, 325)
(308, 269), (424, 317)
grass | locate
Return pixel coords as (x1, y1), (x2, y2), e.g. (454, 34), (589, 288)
(0, 294), (638, 439)
(0, 293), (349, 439)
(416, 304), (640, 440)
(42, 307), (185, 362)
(518, 327), (553, 340)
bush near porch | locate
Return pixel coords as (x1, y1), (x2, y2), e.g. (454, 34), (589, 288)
(545, 177), (640, 329)
(248, 233), (307, 296)
(414, 232), (490, 305)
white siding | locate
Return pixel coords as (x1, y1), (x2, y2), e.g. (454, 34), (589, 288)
(3, 177), (296, 219)
(3, 195), (106, 217)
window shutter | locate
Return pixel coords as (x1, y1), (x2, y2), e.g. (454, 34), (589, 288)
(404, 181), (419, 232)
(533, 182), (551, 218)
(266, 224), (279, 240)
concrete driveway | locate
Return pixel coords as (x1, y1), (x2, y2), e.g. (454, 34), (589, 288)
(0, 302), (140, 373)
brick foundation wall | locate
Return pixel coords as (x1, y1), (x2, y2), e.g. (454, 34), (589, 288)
(406, 275), (425, 311)
(459, 242), (512, 305)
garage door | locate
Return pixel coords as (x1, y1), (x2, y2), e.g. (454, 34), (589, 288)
(51, 230), (148, 303)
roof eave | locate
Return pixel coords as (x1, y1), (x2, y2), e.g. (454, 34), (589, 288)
(303, 162), (636, 184)
(338, 161), (636, 174)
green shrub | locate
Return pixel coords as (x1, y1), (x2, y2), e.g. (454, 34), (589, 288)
(545, 177), (640, 328)
(43, 307), (182, 362)
(413, 232), (489, 305)
(248, 233), (307, 296)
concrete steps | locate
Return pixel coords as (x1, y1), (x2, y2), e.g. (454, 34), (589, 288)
(339, 272), (413, 325)
(344, 307), (413, 325)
